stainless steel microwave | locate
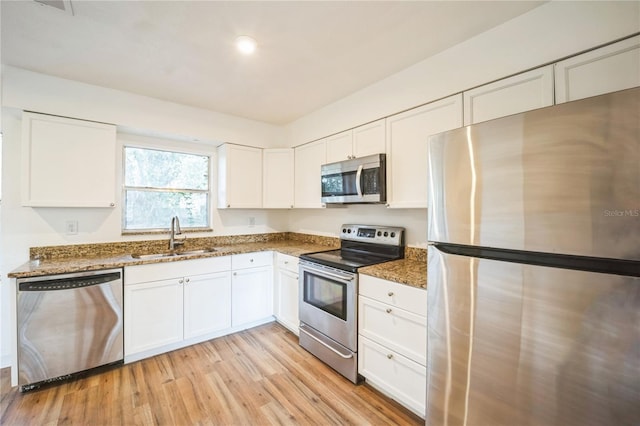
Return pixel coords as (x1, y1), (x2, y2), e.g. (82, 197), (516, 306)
(321, 153), (386, 204)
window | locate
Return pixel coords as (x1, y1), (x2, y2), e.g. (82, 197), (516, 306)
(123, 146), (210, 231)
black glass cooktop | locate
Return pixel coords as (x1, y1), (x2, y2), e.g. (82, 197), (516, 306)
(299, 249), (397, 273)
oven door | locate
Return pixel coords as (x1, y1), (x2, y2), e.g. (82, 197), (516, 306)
(298, 260), (357, 351)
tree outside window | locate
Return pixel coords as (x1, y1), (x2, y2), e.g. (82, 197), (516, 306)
(123, 146), (210, 230)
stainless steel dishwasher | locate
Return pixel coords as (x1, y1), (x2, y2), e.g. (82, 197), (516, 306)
(17, 268), (124, 391)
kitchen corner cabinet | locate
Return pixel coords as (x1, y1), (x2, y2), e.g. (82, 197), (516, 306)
(294, 139), (326, 208)
(231, 252), (274, 327)
(263, 148), (294, 208)
(555, 35), (640, 104)
(325, 119), (386, 163)
(463, 65), (554, 126)
(274, 253), (299, 334)
(21, 112), (117, 207)
(385, 94), (462, 208)
(124, 257), (232, 360)
(358, 274), (428, 417)
(217, 143), (262, 208)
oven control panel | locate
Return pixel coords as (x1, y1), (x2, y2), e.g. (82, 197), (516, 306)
(340, 224), (404, 246)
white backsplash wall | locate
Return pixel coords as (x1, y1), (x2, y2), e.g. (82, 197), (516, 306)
(288, 205), (428, 248)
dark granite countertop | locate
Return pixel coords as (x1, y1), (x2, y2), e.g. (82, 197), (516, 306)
(8, 233), (427, 289)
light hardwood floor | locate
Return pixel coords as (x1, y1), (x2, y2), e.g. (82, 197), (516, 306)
(1, 322), (423, 425)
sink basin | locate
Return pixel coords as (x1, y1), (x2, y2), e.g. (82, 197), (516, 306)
(131, 248), (217, 259)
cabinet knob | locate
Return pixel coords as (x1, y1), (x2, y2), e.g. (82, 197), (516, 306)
(387, 354), (393, 360)
(250, 259), (254, 262)
(179, 279), (184, 284)
(387, 291), (394, 297)
(284, 261), (289, 264)
(233, 272), (237, 276)
(185, 278), (190, 283)
(109, 202), (115, 207)
(386, 308), (392, 314)
(386, 203), (390, 207)
(227, 204), (231, 208)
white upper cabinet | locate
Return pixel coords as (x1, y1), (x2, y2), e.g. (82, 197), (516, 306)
(385, 94), (463, 209)
(294, 139), (326, 208)
(217, 143), (262, 209)
(555, 35), (640, 104)
(325, 119), (386, 163)
(353, 119), (386, 158)
(325, 130), (353, 163)
(463, 65), (554, 126)
(263, 148), (294, 209)
(21, 112), (117, 207)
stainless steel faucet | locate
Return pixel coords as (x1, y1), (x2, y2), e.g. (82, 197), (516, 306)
(169, 216), (185, 250)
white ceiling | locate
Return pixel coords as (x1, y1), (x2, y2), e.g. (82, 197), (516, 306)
(1, 1), (545, 125)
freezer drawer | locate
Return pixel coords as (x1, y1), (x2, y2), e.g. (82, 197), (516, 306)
(426, 247), (640, 426)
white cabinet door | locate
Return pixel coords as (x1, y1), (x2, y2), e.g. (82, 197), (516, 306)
(183, 271), (232, 339)
(217, 143), (262, 208)
(294, 139), (326, 208)
(359, 336), (426, 417)
(263, 148), (294, 208)
(555, 35), (640, 104)
(359, 295), (427, 365)
(463, 66), (554, 125)
(353, 119), (386, 158)
(274, 253), (299, 334)
(21, 112), (117, 207)
(125, 278), (184, 356)
(325, 120), (386, 163)
(231, 266), (273, 326)
(385, 94), (463, 208)
(325, 130), (353, 163)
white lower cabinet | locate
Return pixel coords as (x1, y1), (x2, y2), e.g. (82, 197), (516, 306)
(125, 277), (184, 355)
(359, 336), (427, 416)
(124, 257), (232, 361)
(231, 252), (274, 327)
(358, 274), (428, 417)
(184, 271), (232, 339)
(274, 253), (299, 334)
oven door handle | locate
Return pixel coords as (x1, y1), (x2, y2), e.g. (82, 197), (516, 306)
(300, 263), (355, 282)
(299, 325), (354, 359)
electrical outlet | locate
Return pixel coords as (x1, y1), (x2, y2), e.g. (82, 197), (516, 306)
(248, 217), (256, 227)
(66, 220), (78, 235)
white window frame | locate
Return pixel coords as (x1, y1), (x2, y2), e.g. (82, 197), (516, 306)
(122, 143), (212, 233)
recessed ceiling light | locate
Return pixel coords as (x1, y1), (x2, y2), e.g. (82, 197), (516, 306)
(235, 35), (257, 55)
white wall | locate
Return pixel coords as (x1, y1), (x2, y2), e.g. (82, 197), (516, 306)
(285, 1), (640, 145)
(2, 66), (286, 148)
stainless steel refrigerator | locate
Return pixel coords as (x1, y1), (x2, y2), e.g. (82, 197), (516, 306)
(426, 87), (640, 426)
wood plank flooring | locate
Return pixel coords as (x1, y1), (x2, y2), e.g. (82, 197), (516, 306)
(1, 322), (423, 425)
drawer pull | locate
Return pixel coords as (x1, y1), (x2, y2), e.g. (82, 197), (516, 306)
(386, 308), (392, 314)
(387, 354), (393, 359)
(387, 291), (394, 297)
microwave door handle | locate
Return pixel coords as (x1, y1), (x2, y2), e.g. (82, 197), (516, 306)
(355, 165), (363, 197)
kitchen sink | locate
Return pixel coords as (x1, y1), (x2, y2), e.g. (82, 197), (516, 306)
(130, 248), (217, 259)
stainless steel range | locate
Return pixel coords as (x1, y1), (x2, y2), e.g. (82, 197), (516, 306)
(298, 224), (405, 383)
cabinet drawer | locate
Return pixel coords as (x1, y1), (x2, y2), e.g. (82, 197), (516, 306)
(276, 253), (299, 273)
(358, 336), (426, 417)
(232, 251), (272, 269)
(359, 275), (427, 316)
(359, 296), (426, 365)
(125, 256), (231, 285)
